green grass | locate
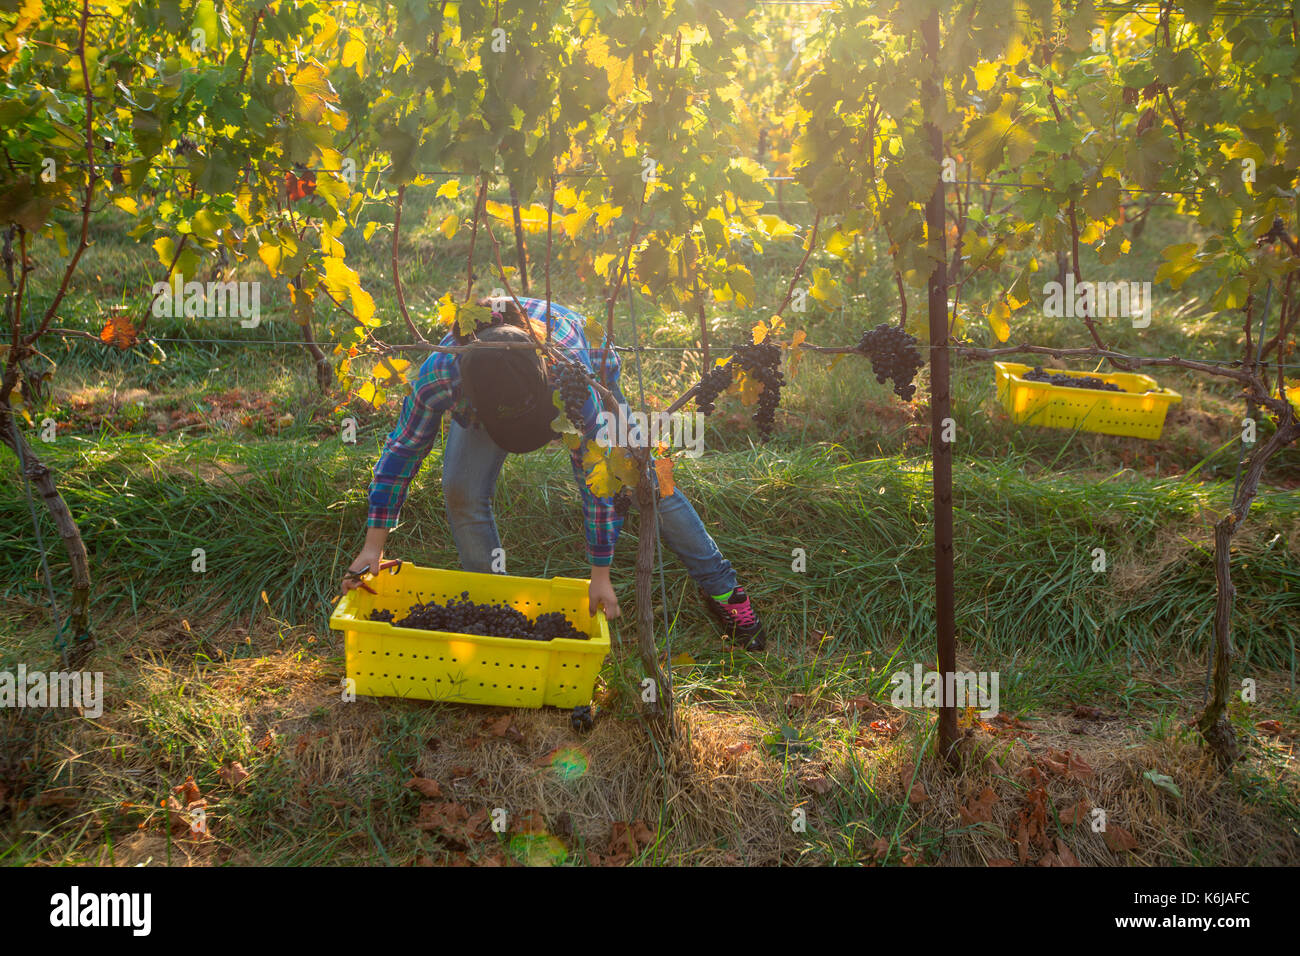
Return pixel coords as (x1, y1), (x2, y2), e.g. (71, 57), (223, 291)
(3, 425), (1297, 689)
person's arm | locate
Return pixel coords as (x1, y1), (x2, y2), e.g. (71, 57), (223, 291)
(552, 302), (626, 617)
(591, 313), (627, 618)
(343, 525), (391, 594)
(589, 564), (619, 619)
(343, 372), (452, 592)
(569, 441), (625, 618)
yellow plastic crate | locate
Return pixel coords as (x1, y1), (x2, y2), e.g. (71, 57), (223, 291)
(994, 361), (1182, 439)
(328, 562), (609, 709)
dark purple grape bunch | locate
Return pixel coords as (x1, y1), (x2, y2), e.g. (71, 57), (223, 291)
(556, 361), (589, 429)
(369, 590), (589, 641)
(855, 323), (924, 401)
(533, 611), (587, 641)
(733, 336), (785, 439)
(694, 362), (735, 416)
(1022, 367), (1123, 392)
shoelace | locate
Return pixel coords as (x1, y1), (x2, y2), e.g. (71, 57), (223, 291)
(723, 596), (757, 627)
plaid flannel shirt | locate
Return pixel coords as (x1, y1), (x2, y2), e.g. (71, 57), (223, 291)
(367, 298), (626, 566)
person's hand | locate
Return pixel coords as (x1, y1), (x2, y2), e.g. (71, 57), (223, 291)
(342, 546), (383, 594)
(588, 566), (621, 619)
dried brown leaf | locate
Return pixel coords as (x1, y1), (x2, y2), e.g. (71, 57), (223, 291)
(406, 776), (442, 799)
(218, 762), (249, 788)
(958, 786), (998, 825)
(1103, 825), (1138, 853)
(1055, 838), (1080, 866)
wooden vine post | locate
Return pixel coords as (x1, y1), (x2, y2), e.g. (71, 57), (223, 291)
(922, 9), (959, 766)
(635, 450), (672, 739)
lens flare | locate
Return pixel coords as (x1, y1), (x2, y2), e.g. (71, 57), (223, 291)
(550, 746), (588, 781)
(508, 832), (568, 867)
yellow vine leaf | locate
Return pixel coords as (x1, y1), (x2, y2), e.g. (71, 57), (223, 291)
(321, 256), (360, 296)
(758, 214), (797, 240)
(312, 14), (339, 50)
(605, 53), (635, 99)
(437, 293), (457, 327)
(562, 208), (593, 239)
(484, 198), (514, 222)
(730, 368), (764, 407)
(609, 448), (640, 488)
(583, 33), (634, 99)
(809, 266), (842, 306)
(1, 0), (42, 71)
(351, 285), (378, 326)
(342, 36), (366, 77)
(553, 185), (581, 209)
(375, 357), (410, 385)
(153, 235), (176, 269)
(788, 329), (808, 375)
(972, 60), (1000, 91)
(257, 241), (282, 276)
(315, 174), (348, 213)
(988, 300), (1012, 343)
(584, 452), (619, 497)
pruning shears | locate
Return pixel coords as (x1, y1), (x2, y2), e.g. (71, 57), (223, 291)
(344, 558), (403, 593)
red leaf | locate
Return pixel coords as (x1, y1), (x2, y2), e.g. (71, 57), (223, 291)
(172, 775), (202, 805)
(99, 313), (137, 350)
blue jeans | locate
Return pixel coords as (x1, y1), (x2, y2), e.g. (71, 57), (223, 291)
(441, 420), (737, 596)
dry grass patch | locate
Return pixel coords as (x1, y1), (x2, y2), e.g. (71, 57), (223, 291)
(3, 620), (1296, 866)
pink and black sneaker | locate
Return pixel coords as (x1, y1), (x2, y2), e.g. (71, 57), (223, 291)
(700, 585), (766, 651)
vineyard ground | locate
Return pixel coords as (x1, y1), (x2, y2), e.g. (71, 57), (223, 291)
(1, 203), (1297, 865)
